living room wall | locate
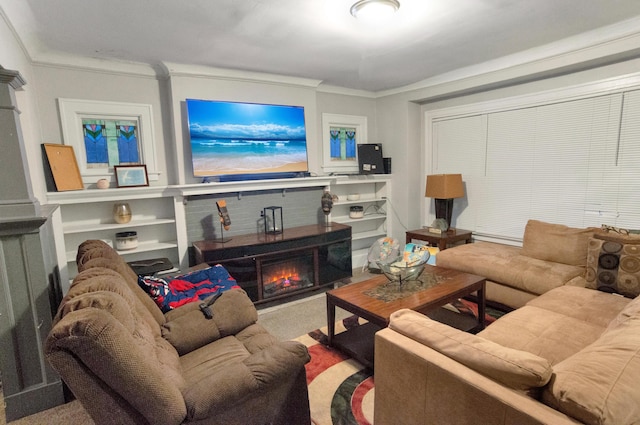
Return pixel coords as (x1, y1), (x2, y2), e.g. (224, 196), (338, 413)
(0, 9), (47, 204)
(9, 60), (382, 199)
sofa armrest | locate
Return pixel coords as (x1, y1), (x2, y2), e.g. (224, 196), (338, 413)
(162, 288), (257, 355)
(389, 309), (552, 390)
(374, 327), (581, 425)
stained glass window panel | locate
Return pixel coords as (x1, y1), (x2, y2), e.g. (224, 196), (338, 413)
(329, 126), (357, 161)
(82, 118), (140, 168)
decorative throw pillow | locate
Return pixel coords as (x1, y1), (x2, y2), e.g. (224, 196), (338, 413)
(585, 233), (640, 298)
(138, 265), (240, 312)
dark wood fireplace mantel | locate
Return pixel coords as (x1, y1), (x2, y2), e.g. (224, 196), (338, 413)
(193, 223), (352, 304)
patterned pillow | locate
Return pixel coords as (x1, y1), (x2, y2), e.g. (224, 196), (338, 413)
(585, 233), (640, 298)
(137, 275), (169, 303)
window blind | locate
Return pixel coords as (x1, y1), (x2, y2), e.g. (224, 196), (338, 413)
(430, 90), (640, 241)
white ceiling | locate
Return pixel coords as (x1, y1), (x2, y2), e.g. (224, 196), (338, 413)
(8, 0), (640, 92)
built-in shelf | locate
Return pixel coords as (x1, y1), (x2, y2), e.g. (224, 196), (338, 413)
(47, 174), (392, 284)
(48, 188), (181, 283)
(63, 218), (176, 234)
(170, 176), (334, 197)
(332, 213), (386, 225)
(351, 229), (388, 241)
(64, 240), (179, 262)
(328, 175), (391, 268)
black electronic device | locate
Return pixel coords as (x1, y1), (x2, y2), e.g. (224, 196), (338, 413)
(357, 144), (385, 174)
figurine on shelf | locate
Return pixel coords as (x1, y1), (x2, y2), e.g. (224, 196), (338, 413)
(216, 200), (231, 230)
(214, 200), (232, 242)
(321, 188), (333, 227)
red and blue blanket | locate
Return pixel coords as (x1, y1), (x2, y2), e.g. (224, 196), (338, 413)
(138, 265), (240, 312)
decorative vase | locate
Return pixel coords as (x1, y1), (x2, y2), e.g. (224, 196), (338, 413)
(96, 178), (109, 189)
(113, 202), (132, 224)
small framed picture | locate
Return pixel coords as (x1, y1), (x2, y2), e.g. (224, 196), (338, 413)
(114, 165), (149, 188)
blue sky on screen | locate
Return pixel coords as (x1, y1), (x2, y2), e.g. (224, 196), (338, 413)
(187, 99), (306, 141)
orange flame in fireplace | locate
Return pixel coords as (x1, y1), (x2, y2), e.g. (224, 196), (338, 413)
(266, 264), (302, 286)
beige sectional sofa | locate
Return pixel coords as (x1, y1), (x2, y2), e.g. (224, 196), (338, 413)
(436, 220), (600, 308)
(375, 285), (640, 425)
(374, 222), (640, 424)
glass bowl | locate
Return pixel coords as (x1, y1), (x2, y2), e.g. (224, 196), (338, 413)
(376, 257), (428, 285)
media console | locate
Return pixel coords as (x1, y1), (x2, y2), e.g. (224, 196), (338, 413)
(193, 223), (352, 304)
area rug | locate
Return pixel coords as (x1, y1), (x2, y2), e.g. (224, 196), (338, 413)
(294, 316), (374, 425)
(295, 300), (508, 425)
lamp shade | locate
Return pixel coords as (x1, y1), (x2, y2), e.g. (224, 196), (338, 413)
(425, 174), (464, 199)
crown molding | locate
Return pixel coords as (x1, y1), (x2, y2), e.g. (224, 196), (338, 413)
(378, 16), (640, 100)
(30, 52), (158, 79)
(159, 62), (322, 89)
(316, 83), (376, 98)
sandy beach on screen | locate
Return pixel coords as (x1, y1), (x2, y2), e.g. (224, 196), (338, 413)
(194, 161), (307, 177)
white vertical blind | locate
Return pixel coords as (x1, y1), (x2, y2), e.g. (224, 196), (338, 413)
(616, 89), (640, 228)
(431, 115), (487, 230)
(480, 107), (537, 236)
(431, 90), (639, 241)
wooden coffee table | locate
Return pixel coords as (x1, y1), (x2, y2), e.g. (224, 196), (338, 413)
(326, 265), (486, 368)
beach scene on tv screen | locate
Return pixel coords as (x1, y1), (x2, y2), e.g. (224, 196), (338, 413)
(187, 99), (309, 177)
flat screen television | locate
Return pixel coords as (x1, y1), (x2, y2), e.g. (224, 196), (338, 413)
(186, 99), (309, 180)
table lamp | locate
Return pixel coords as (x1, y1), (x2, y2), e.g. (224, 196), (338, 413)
(425, 174), (464, 231)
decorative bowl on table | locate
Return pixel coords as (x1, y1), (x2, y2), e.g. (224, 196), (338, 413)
(376, 255), (429, 285)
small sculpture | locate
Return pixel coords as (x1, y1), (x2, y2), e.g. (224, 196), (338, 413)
(431, 218), (449, 231)
(321, 189), (333, 227)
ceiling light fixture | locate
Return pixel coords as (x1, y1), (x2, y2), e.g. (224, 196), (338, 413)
(350, 0), (400, 20)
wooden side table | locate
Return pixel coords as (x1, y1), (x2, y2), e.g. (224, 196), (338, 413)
(405, 228), (473, 251)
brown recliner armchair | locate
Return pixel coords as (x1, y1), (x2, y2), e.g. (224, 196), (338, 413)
(45, 240), (311, 425)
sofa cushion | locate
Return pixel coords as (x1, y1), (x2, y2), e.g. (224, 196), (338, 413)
(389, 309), (552, 391)
(606, 293), (640, 332)
(436, 241), (585, 296)
(180, 335), (310, 421)
(522, 220), (597, 267)
(162, 289), (258, 355)
(525, 286), (631, 329)
(585, 232), (640, 298)
(478, 305), (606, 365)
(542, 315), (640, 425)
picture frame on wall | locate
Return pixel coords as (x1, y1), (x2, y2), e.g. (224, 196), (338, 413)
(114, 164), (149, 188)
(57, 98), (158, 184)
(321, 113), (367, 174)
(43, 143), (85, 191)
